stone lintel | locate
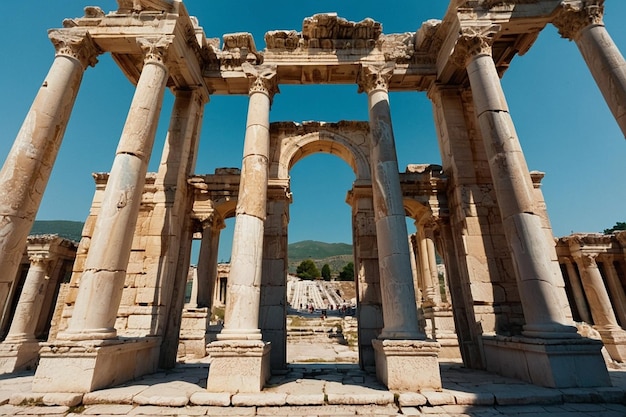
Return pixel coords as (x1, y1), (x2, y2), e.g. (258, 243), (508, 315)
(32, 337), (160, 393)
(206, 340), (271, 393)
(482, 334), (611, 388)
(372, 339), (442, 391)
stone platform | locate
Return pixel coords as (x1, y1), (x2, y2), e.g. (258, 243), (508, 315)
(0, 361), (625, 416)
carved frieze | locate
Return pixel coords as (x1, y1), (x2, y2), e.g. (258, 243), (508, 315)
(265, 30), (301, 51)
(553, 1), (604, 41)
(220, 32), (262, 69)
(302, 13), (381, 50)
(48, 29), (101, 68)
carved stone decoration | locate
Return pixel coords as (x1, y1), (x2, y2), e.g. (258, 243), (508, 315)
(378, 33), (415, 62)
(220, 33), (262, 68)
(450, 25), (500, 68)
(48, 29), (100, 69)
(357, 63), (395, 94)
(553, 1), (605, 41)
(302, 13), (382, 49)
(264, 30), (301, 51)
(242, 62), (279, 101)
(116, 0), (177, 13)
(137, 36), (174, 65)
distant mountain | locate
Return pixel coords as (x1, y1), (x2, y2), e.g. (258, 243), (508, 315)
(288, 240), (353, 261)
(30, 220), (83, 242)
(287, 240), (354, 275)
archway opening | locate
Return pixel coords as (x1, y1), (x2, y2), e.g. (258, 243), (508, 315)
(286, 153), (359, 365)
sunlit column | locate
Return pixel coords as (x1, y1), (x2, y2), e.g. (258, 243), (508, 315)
(574, 253), (624, 334)
(0, 29), (98, 316)
(58, 36), (171, 340)
(553, 1), (626, 137)
(455, 28), (579, 339)
(358, 64), (423, 340)
(564, 258), (593, 324)
(218, 64), (278, 341)
(4, 255), (51, 342)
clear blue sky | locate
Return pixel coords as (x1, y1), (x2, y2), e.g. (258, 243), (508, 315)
(1, 1), (625, 263)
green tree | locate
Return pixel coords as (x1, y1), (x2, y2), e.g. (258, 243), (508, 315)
(321, 264), (331, 281)
(604, 222), (626, 234)
(296, 259), (320, 280)
(337, 262), (354, 281)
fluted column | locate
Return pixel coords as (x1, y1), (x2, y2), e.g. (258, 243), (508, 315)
(4, 255), (51, 342)
(58, 37), (171, 340)
(0, 29), (99, 316)
(217, 64), (277, 341)
(553, 1), (626, 137)
(574, 253), (621, 331)
(455, 28), (579, 339)
(564, 258), (593, 324)
(358, 64), (423, 340)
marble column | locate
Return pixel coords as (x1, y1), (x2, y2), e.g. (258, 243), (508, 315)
(456, 30), (579, 339)
(207, 63), (277, 393)
(58, 37), (171, 341)
(574, 253), (626, 361)
(553, 1), (626, 137)
(424, 225), (443, 305)
(358, 64), (440, 391)
(358, 64), (423, 340)
(0, 29), (98, 317)
(216, 64), (277, 342)
(456, 28), (610, 387)
(4, 255), (51, 343)
(564, 259), (593, 324)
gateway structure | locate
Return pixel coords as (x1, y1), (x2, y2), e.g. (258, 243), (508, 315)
(0, 0), (624, 393)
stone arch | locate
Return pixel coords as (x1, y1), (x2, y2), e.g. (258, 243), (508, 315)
(271, 121), (371, 181)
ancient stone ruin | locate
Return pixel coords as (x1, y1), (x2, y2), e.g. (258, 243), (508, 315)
(0, 0), (625, 396)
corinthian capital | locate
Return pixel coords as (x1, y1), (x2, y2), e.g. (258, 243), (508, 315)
(357, 63), (395, 94)
(48, 29), (100, 68)
(137, 36), (174, 65)
(242, 62), (279, 101)
(553, 1), (604, 41)
(451, 25), (500, 68)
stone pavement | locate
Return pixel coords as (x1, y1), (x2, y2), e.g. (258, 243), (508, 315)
(0, 361), (625, 416)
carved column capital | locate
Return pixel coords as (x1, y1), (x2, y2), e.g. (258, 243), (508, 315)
(451, 25), (500, 68)
(27, 253), (51, 270)
(553, 1), (604, 41)
(48, 29), (101, 68)
(137, 36), (174, 66)
(242, 62), (279, 102)
(579, 252), (599, 269)
(357, 63), (395, 94)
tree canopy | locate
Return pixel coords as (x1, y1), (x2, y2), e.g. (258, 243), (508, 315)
(337, 262), (354, 281)
(604, 222), (626, 234)
(321, 264), (331, 281)
(296, 259), (320, 280)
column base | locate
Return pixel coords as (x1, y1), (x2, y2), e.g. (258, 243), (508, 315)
(0, 340), (41, 374)
(206, 340), (271, 393)
(597, 327), (626, 363)
(483, 334), (611, 388)
(32, 337), (160, 393)
(372, 339), (441, 391)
